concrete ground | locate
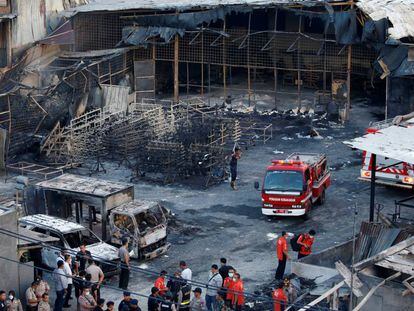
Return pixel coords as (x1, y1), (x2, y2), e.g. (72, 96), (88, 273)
(1, 98), (413, 310)
(95, 99), (414, 307)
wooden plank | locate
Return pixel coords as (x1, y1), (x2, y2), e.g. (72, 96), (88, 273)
(298, 281), (345, 311)
(353, 272), (401, 311)
(354, 236), (414, 271)
(402, 276), (414, 296)
(335, 261), (363, 298)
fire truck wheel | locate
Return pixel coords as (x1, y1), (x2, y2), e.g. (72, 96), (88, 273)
(317, 189), (326, 205)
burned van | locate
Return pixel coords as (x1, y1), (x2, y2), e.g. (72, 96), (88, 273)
(109, 200), (170, 259)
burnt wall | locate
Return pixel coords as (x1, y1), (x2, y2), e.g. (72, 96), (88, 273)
(387, 77), (414, 118)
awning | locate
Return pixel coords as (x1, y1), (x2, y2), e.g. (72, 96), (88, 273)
(344, 125), (414, 163)
(38, 21), (75, 45)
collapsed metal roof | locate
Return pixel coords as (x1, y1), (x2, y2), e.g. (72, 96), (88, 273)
(63, 0), (329, 16)
(356, 0), (414, 40)
(344, 125), (414, 163)
(36, 173), (133, 197)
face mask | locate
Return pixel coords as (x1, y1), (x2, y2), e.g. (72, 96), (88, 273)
(233, 277), (237, 281)
(85, 291), (90, 296)
(8, 296), (13, 301)
(228, 273), (234, 278)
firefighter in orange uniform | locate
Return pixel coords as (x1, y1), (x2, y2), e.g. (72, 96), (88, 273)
(272, 282), (287, 311)
(231, 273), (244, 311)
(275, 231), (289, 280)
(297, 229), (316, 259)
(154, 270), (169, 296)
(223, 268), (236, 308)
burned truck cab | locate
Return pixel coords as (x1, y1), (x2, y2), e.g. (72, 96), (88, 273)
(109, 200), (171, 260)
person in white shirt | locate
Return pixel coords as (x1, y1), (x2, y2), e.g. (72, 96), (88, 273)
(179, 261), (192, 282)
(63, 254), (73, 308)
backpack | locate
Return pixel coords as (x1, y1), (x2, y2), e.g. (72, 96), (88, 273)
(290, 234), (302, 252)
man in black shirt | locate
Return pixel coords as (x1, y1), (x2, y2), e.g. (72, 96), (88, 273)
(147, 287), (160, 311)
(0, 291), (6, 311)
(118, 292), (131, 311)
(229, 147), (241, 190)
(94, 299), (105, 311)
(218, 258), (233, 285)
(75, 242), (92, 273)
(166, 272), (181, 303)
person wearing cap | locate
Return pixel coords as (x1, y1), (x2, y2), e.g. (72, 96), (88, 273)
(189, 288), (206, 311)
(147, 287), (160, 311)
(205, 265), (222, 311)
(177, 280), (191, 311)
(159, 292), (177, 311)
(129, 299), (141, 311)
(118, 292), (131, 311)
(154, 271), (169, 296)
(78, 287), (96, 311)
(118, 238), (130, 290)
(53, 260), (68, 311)
(93, 299), (105, 311)
(34, 275), (50, 299)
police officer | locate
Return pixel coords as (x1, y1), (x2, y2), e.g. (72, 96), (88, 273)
(159, 292), (176, 311)
(177, 280), (191, 311)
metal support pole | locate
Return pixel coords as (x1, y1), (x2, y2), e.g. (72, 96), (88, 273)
(201, 29), (204, 96)
(174, 35), (179, 102)
(247, 13), (252, 105)
(223, 17), (227, 99)
(370, 154), (376, 222)
(75, 202), (80, 223)
(385, 76), (389, 119)
(349, 203), (358, 310)
(297, 16), (302, 108)
(101, 201), (107, 241)
(88, 206), (93, 231)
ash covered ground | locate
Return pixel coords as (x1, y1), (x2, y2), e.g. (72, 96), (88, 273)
(1, 99), (412, 309)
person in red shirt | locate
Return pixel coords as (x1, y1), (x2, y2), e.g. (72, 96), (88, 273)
(275, 231), (289, 280)
(231, 273), (244, 311)
(272, 282), (287, 311)
(223, 268), (236, 307)
(154, 270), (169, 296)
(297, 229), (316, 259)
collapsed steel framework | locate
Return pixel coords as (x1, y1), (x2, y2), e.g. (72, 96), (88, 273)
(40, 98), (272, 186)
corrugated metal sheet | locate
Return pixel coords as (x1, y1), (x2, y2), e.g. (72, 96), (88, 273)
(12, 0), (46, 48)
(64, 0), (328, 16)
(102, 84), (131, 113)
(343, 125), (414, 164)
(356, 0), (414, 40)
(12, 0), (87, 49)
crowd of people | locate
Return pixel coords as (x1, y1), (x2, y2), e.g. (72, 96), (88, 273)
(0, 229), (315, 311)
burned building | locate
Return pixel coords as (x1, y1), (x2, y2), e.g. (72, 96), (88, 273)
(0, 0), (413, 182)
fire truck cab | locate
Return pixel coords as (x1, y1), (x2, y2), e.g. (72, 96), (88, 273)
(360, 118), (414, 189)
(255, 153), (331, 217)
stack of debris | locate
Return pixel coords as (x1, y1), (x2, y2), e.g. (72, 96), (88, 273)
(39, 98), (272, 186)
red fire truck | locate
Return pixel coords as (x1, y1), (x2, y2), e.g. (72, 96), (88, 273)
(360, 119), (414, 189)
(255, 153), (331, 217)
